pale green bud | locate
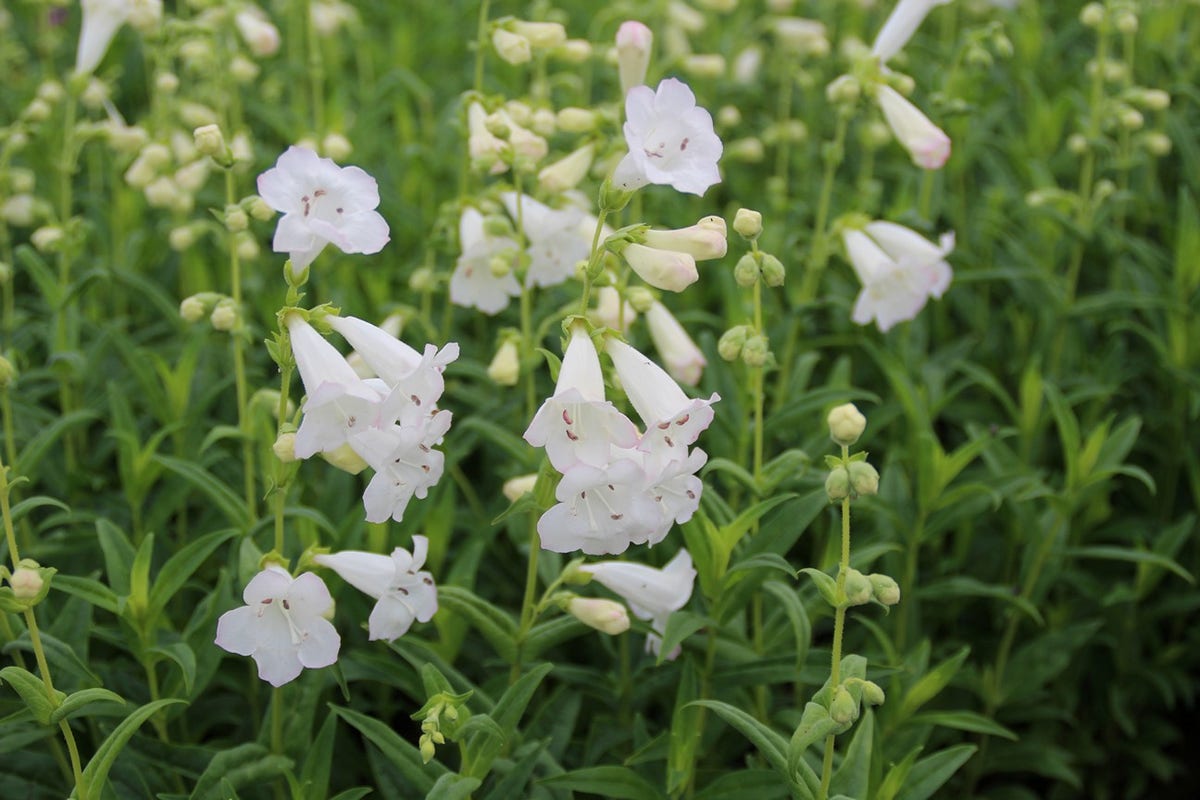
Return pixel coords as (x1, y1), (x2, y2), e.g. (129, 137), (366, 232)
(24, 98), (52, 123)
(155, 72), (180, 95)
(760, 253), (785, 287)
(322, 133), (352, 161)
(826, 74), (861, 106)
(827, 403), (866, 446)
(1118, 107), (1144, 131)
(741, 334), (769, 367)
(273, 432), (297, 463)
(734, 253), (760, 287)
(566, 597), (631, 635)
(9, 567), (43, 599)
(193, 123), (226, 158)
(553, 39), (592, 63)
(225, 205), (249, 232)
(410, 266), (435, 291)
(726, 137), (765, 162)
(489, 253), (513, 278)
(247, 195), (275, 221)
(1113, 10), (1137, 35)
(626, 286), (655, 314)
(1141, 132), (1171, 157)
(1080, 3), (1105, 28)
(843, 568), (872, 606)
(210, 302), (239, 332)
(830, 685), (857, 725)
(0, 354), (16, 389)
(868, 573), (901, 606)
(825, 466), (851, 502)
(502, 474), (537, 502)
(320, 442), (369, 475)
(486, 339), (520, 387)
(179, 295), (207, 322)
(733, 208), (763, 240)
(493, 28), (532, 65)
(717, 326), (748, 362)
(847, 461), (879, 497)
(31, 226), (64, 253)
(419, 735), (436, 763)
(1067, 133), (1089, 155)
(556, 107), (596, 133)
(862, 680), (886, 706)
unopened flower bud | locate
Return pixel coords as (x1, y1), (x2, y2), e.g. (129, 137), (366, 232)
(760, 253), (785, 287)
(512, 20), (567, 49)
(643, 218), (727, 260)
(843, 568), (872, 606)
(1118, 107), (1144, 130)
(24, 98), (52, 123)
(493, 28), (532, 65)
(502, 474), (537, 502)
(230, 55), (260, 83)
(419, 735), (436, 764)
(236, 10), (282, 57)
(144, 176), (181, 209)
(726, 137), (765, 162)
(530, 108), (557, 137)
(246, 195), (275, 221)
(733, 208), (762, 240)
(862, 680), (886, 706)
(179, 295), (207, 322)
(487, 339), (520, 386)
(321, 442), (369, 475)
(741, 334), (769, 367)
(273, 432), (297, 463)
(830, 684), (857, 725)
(31, 226), (64, 253)
(155, 72), (180, 94)
(567, 597), (631, 635)
(235, 233), (259, 260)
(81, 78), (109, 110)
(1138, 88), (1170, 111)
(225, 205), (249, 232)
(1067, 133), (1089, 155)
(210, 302), (238, 332)
(826, 74), (861, 106)
(1080, 3), (1105, 27)
(0, 355), (16, 389)
(538, 143), (594, 194)
(734, 253), (760, 287)
(683, 54), (725, 79)
(615, 20), (653, 95)
(489, 253), (514, 278)
(868, 573), (900, 606)
(847, 461), (880, 497)
(9, 567), (43, 600)
(1141, 132), (1171, 156)
(1, 195), (36, 227)
(193, 123), (226, 158)
(322, 132), (352, 161)
(1113, 10), (1137, 35)
(557, 107), (596, 133)
(827, 403), (866, 446)
(553, 39), (592, 63)
(825, 466), (851, 502)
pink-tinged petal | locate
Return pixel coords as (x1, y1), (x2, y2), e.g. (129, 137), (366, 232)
(296, 616), (340, 669)
(332, 165), (380, 212)
(315, 550), (394, 599)
(214, 606), (262, 656)
(876, 85), (950, 170)
(927, 260), (953, 298)
(273, 213), (316, 251)
(241, 565), (293, 604)
(367, 595), (417, 640)
(654, 78), (697, 118)
(624, 84), (657, 133)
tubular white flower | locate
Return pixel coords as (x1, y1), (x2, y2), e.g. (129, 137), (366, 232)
(567, 597), (631, 635)
(524, 325), (639, 471)
(613, 78), (723, 197)
(328, 315), (458, 407)
(579, 549), (696, 658)
(257, 146), (390, 270)
(467, 102), (510, 174)
(76, 0), (131, 75)
(592, 286), (638, 333)
(641, 215), (728, 260)
(622, 243), (699, 293)
(615, 21), (653, 95)
(235, 7), (282, 58)
(450, 208), (522, 314)
(537, 143), (596, 194)
(350, 411), (451, 523)
(314, 537), (438, 641)
(842, 222), (953, 332)
(537, 460), (661, 555)
(875, 85), (951, 170)
(215, 566), (340, 687)
(871, 0), (954, 64)
(645, 300), (706, 387)
(501, 192), (590, 288)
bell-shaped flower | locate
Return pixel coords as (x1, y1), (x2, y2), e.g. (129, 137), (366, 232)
(644, 449), (707, 534)
(215, 566), (340, 687)
(579, 549), (696, 658)
(871, 0), (954, 64)
(450, 208), (522, 315)
(314, 537), (437, 641)
(287, 314), (384, 459)
(613, 78), (722, 197)
(538, 143), (595, 194)
(621, 242), (698, 292)
(328, 315), (458, 412)
(615, 21), (653, 95)
(645, 301), (706, 387)
(642, 215), (728, 261)
(257, 146), (390, 271)
(604, 336), (718, 461)
(538, 459), (661, 555)
(76, 0), (131, 75)
(501, 192), (590, 288)
(525, 325), (639, 471)
(875, 85), (951, 170)
(350, 412), (451, 523)
(842, 221), (953, 332)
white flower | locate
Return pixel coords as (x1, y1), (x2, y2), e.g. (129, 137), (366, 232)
(350, 412), (451, 523)
(615, 21), (653, 95)
(327, 315), (458, 408)
(613, 78), (723, 197)
(449, 208), (522, 315)
(592, 286), (637, 333)
(287, 315), (385, 459)
(235, 7), (281, 58)
(524, 325), (639, 471)
(467, 102), (510, 174)
(537, 143), (595, 194)
(842, 221), (954, 332)
(579, 549), (696, 659)
(538, 460), (661, 554)
(567, 597), (631, 634)
(642, 215), (728, 261)
(622, 243), (698, 292)
(76, 0), (130, 75)
(257, 146), (390, 271)
(604, 336), (718, 462)
(645, 301), (706, 387)
(501, 192), (590, 288)
(871, 0), (954, 64)
(215, 566), (340, 687)
(875, 85), (951, 170)
(492, 28), (532, 65)
(314, 537), (437, 641)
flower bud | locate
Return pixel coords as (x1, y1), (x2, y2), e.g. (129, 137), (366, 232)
(210, 302), (238, 332)
(409, 266), (435, 291)
(179, 295), (207, 322)
(622, 243), (698, 292)
(0, 354), (16, 389)
(235, 233), (259, 260)
(826, 74), (861, 106)
(9, 567), (43, 600)
(830, 685), (857, 725)
(512, 20), (567, 49)
(321, 442), (369, 475)
(825, 466), (851, 502)
(236, 9), (282, 57)
(567, 597), (631, 635)
(193, 123), (226, 159)
(760, 253), (785, 287)
(868, 573), (901, 606)
(643, 218), (727, 260)
(827, 403), (866, 446)
(733, 208), (762, 240)
(1140, 132), (1171, 157)
(538, 143), (594, 194)
(557, 107), (596, 133)
(31, 226), (64, 253)
(1, 195), (36, 227)
(144, 176), (182, 209)
(502, 474), (537, 502)
(530, 108), (557, 137)
(843, 568), (872, 606)
(615, 21), (653, 95)
(1067, 133), (1089, 155)
(24, 98), (51, 123)
(419, 735), (436, 764)
(733, 253), (760, 287)
(847, 461), (880, 497)
(155, 72), (180, 95)
(230, 55), (260, 82)
(489, 253), (513, 278)
(625, 286), (655, 314)
(1113, 10), (1137, 35)
(322, 132), (352, 161)
(493, 28), (532, 65)
(1118, 107), (1144, 131)
(861, 680), (886, 706)
(553, 39), (592, 63)
(875, 85), (951, 170)
(1080, 3), (1105, 28)
(683, 54), (725, 79)
(273, 432), (297, 463)
(717, 326), (747, 361)
(487, 339), (520, 386)
(741, 334), (769, 367)
(225, 205), (249, 232)
(1138, 88), (1170, 111)
(726, 137), (765, 162)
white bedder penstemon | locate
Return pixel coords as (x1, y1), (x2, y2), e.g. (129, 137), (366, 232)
(314, 537), (438, 641)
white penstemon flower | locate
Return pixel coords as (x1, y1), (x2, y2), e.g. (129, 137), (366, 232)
(875, 85), (951, 170)
(450, 208), (522, 315)
(613, 78), (723, 197)
(580, 549), (696, 659)
(871, 0), (955, 65)
(501, 192), (591, 289)
(314, 536), (438, 641)
(215, 566), (340, 686)
(645, 300), (706, 387)
(257, 146), (390, 272)
(842, 220), (954, 332)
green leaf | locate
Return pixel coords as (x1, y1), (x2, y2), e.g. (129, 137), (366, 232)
(425, 773), (482, 800)
(917, 577), (1044, 626)
(148, 642), (197, 697)
(51, 575), (120, 615)
(726, 553), (797, 579)
(763, 580), (811, 673)
(539, 766), (666, 800)
(148, 527), (239, 618)
(894, 744), (977, 800)
(95, 519), (135, 596)
(830, 708), (873, 799)
(800, 568), (839, 608)
(328, 790), (372, 800)
(787, 702), (836, 782)
(189, 743), (292, 800)
(437, 586), (518, 663)
(666, 660), (701, 795)
(49, 688), (125, 725)
(332, 704), (446, 794)
(656, 611), (709, 666)
(1064, 546), (1194, 584)
(715, 493), (798, 564)
(15, 410), (101, 477)
(693, 769), (792, 800)
(79, 698), (186, 800)
(0, 666), (63, 725)
(127, 533), (154, 622)
(153, 455), (253, 530)
(908, 711), (1018, 741)
(875, 746), (922, 800)
(462, 662), (553, 780)
(897, 646), (970, 721)
(689, 700), (787, 776)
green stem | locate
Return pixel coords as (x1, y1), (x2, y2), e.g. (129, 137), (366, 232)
(798, 112), (849, 303)
(473, 0), (492, 94)
(54, 94), (79, 475)
(817, 460), (852, 800)
(226, 170), (257, 520)
(578, 208), (611, 316)
(510, 514), (541, 684)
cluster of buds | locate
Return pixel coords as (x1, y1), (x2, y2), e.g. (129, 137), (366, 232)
(492, 19), (568, 66)
(607, 216), (728, 293)
(824, 403), (879, 503)
(716, 209), (783, 368)
(179, 292), (240, 332)
(829, 676), (887, 727)
(412, 691), (471, 764)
